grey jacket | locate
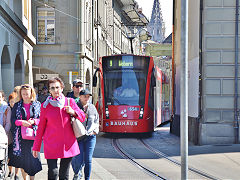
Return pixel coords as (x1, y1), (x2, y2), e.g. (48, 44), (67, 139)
(83, 103), (99, 135)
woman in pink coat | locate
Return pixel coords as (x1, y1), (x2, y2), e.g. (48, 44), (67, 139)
(32, 77), (85, 180)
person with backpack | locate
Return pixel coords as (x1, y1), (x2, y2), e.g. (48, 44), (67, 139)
(71, 89), (99, 180)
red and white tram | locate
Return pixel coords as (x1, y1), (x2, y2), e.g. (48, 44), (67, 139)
(93, 54), (166, 133)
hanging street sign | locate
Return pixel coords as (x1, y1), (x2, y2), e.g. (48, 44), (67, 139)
(36, 74), (59, 80)
(67, 71), (78, 75)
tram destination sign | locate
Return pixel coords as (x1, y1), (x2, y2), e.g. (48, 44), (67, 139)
(36, 74), (59, 80)
(105, 56), (148, 69)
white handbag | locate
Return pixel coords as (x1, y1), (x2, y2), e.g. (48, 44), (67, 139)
(67, 98), (86, 138)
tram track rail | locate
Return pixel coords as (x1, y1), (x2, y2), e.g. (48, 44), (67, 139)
(139, 139), (220, 180)
(112, 138), (166, 180)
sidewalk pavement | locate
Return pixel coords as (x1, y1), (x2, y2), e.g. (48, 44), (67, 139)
(145, 126), (240, 179)
(185, 143), (240, 179)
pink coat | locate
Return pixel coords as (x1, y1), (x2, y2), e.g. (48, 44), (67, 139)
(32, 97), (85, 159)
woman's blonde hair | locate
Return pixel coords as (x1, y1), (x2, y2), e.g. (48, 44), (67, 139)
(18, 84), (36, 102)
(14, 86), (21, 93)
(13, 86), (21, 102)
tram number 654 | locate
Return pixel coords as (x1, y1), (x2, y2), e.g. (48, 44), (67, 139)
(128, 107), (139, 111)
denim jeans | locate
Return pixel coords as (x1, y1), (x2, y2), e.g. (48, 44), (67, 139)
(71, 135), (96, 180)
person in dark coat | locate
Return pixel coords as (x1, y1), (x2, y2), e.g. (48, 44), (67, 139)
(66, 79), (83, 103)
(37, 86), (49, 103)
(7, 92), (20, 179)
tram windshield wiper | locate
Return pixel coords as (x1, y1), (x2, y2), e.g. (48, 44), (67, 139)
(110, 95), (121, 105)
(110, 95), (129, 105)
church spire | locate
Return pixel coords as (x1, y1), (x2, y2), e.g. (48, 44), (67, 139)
(147, 0), (165, 43)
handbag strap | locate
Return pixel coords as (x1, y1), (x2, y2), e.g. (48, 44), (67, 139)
(67, 98), (74, 123)
(83, 105), (89, 128)
(67, 98), (70, 107)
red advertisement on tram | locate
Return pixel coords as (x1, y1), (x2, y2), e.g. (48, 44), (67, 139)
(93, 54), (163, 133)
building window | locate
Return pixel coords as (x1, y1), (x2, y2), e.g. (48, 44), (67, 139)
(86, 4), (92, 49)
(24, 0), (28, 18)
(104, 1), (107, 28)
(37, 7), (55, 44)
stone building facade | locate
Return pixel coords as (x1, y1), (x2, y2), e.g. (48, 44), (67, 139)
(32, 0), (146, 95)
(0, 0), (35, 96)
(173, 0), (240, 145)
(32, 0), (92, 93)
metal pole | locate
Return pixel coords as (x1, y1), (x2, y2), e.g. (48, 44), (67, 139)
(180, 0), (188, 179)
(234, 0), (239, 144)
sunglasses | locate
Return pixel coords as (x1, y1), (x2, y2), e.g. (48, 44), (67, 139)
(74, 85), (83, 88)
(50, 86), (60, 91)
(21, 85), (31, 89)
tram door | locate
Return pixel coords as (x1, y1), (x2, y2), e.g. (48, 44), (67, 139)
(154, 66), (162, 128)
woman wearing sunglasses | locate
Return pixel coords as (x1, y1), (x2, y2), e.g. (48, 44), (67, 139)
(32, 77), (85, 180)
(8, 84), (42, 180)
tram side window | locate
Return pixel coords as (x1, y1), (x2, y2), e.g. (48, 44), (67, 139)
(148, 72), (155, 110)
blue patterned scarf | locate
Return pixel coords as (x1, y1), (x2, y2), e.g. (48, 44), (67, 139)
(13, 100), (41, 156)
(43, 93), (65, 109)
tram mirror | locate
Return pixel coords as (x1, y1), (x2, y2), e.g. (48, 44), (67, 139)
(93, 76), (97, 87)
(151, 68), (156, 87)
(93, 68), (100, 87)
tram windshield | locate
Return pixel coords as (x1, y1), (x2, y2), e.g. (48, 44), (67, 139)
(102, 55), (150, 106)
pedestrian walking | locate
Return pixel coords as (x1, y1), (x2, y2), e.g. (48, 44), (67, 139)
(66, 79), (84, 102)
(66, 79), (84, 123)
(8, 84), (42, 180)
(71, 89), (99, 180)
(0, 90), (11, 143)
(32, 77), (85, 180)
(8, 92), (18, 109)
(7, 92), (20, 179)
(37, 86), (49, 103)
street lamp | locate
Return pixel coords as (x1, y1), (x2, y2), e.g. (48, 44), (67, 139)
(139, 28), (152, 42)
(127, 28), (151, 54)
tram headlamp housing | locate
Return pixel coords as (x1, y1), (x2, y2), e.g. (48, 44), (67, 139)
(139, 107), (144, 119)
(105, 107), (109, 119)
